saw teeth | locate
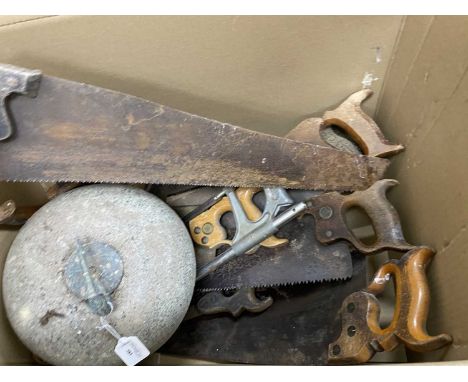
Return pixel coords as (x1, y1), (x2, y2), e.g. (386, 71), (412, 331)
(196, 275), (352, 292)
(5, 180), (353, 290)
(0, 177), (353, 192)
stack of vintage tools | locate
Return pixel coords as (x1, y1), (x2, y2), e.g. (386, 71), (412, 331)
(0, 63), (452, 365)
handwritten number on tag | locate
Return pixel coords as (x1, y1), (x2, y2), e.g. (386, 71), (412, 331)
(114, 336), (150, 366)
(98, 316), (150, 366)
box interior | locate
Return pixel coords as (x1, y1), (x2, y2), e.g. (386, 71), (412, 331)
(0, 15), (466, 365)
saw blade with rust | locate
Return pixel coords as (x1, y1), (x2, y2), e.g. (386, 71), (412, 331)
(162, 254), (366, 365)
(0, 70), (388, 190)
(195, 214), (353, 291)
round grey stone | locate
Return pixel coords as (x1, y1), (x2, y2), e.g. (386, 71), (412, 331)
(2, 185), (196, 365)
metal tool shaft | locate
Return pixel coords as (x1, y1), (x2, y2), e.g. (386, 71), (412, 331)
(196, 201), (308, 280)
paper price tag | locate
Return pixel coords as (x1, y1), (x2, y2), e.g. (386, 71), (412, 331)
(114, 336), (150, 366)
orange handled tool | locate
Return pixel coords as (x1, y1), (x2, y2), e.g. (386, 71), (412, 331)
(328, 247), (452, 364)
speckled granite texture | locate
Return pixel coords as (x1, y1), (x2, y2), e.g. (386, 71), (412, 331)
(2, 185), (196, 365)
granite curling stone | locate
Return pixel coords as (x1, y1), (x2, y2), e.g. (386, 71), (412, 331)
(2, 185), (196, 365)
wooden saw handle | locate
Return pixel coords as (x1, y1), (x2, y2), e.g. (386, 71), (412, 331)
(306, 179), (414, 254)
(189, 188), (288, 249)
(328, 247), (452, 364)
(196, 288), (273, 318)
(189, 195), (232, 248)
(287, 90), (404, 158)
(0, 199), (37, 225)
(0, 199), (16, 223)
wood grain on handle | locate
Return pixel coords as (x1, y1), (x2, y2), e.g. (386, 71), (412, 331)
(328, 247), (452, 364)
(287, 90), (404, 158)
(323, 90), (404, 157)
(307, 179), (414, 254)
(189, 188), (288, 249)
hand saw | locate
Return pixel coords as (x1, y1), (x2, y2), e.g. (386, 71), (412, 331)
(195, 179), (414, 282)
(162, 175), (414, 292)
(166, 185), (354, 290)
(161, 254), (367, 365)
(328, 247), (452, 364)
(183, 95), (410, 288)
(162, 248), (453, 365)
(0, 63), (389, 190)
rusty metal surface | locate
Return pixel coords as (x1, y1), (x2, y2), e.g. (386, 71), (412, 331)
(0, 64), (42, 140)
(161, 254), (367, 365)
(196, 214), (353, 291)
(0, 73), (388, 190)
(328, 247), (453, 364)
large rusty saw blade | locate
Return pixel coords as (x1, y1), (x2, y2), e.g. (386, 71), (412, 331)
(161, 254), (367, 365)
(0, 64), (388, 190)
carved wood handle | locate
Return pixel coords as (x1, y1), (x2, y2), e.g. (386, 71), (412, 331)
(189, 188), (287, 249)
(328, 247), (452, 364)
(307, 179), (414, 254)
(0, 199), (38, 225)
(0, 199), (16, 223)
(323, 90), (404, 157)
(288, 90), (404, 158)
(196, 288), (273, 318)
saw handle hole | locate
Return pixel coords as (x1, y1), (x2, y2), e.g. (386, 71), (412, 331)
(220, 211), (235, 241)
(320, 125), (363, 155)
(374, 271), (396, 330)
(344, 206), (377, 246)
(347, 302), (355, 313)
(222, 289), (236, 297)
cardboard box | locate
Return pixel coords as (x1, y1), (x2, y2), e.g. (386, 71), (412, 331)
(0, 15), (466, 365)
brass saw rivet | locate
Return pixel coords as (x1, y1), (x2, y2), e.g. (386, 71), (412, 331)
(319, 206), (333, 219)
(202, 223), (213, 235)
